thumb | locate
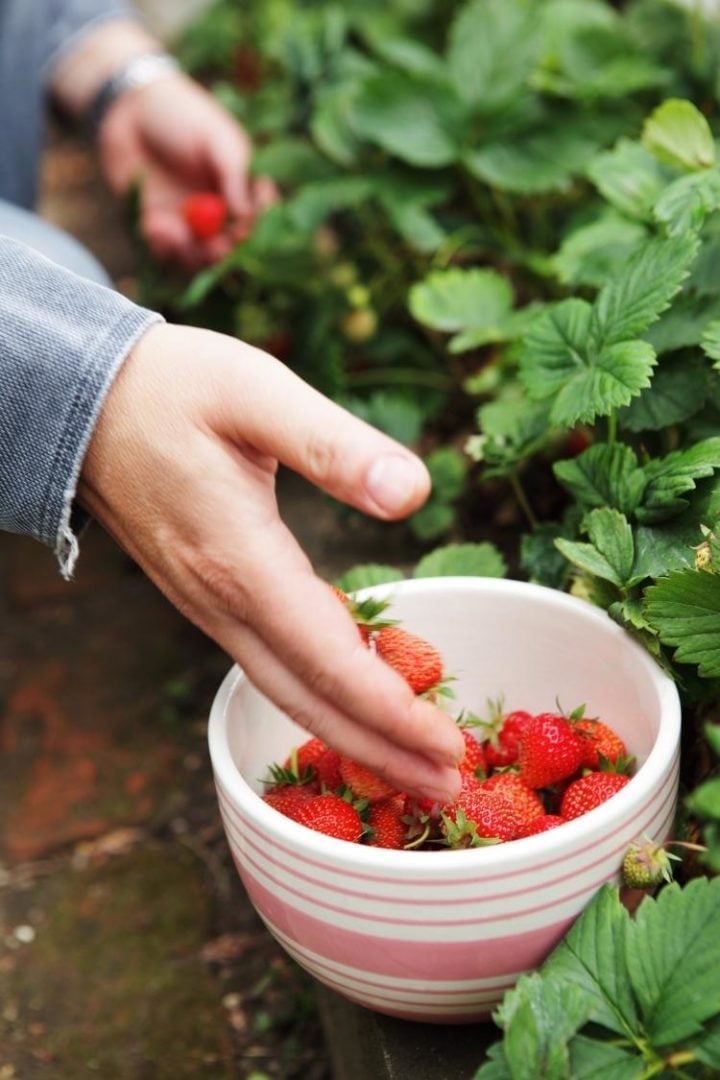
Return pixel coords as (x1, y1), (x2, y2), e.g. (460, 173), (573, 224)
(219, 339), (432, 520)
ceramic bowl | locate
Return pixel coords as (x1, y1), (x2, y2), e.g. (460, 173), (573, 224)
(208, 577), (681, 1023)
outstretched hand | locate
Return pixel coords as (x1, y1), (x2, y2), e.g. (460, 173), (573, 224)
(78, 325), (464, 803)
(98, 72), (276, 269)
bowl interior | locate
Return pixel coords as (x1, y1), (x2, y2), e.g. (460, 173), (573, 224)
(219, 578), (676, 796)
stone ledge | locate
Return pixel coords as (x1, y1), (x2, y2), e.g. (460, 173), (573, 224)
(316, 986), (496, 1080)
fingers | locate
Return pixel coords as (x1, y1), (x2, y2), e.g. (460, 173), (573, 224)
(216, 343), (432, 520)
(208, 608), (462, 803)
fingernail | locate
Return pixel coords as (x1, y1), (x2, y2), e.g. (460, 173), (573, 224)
(365, 454), (427, 516)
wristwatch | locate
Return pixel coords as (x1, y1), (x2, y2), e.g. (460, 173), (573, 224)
(86, 52), (181, 137)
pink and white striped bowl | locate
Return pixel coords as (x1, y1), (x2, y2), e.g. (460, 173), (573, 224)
(208, 577), (681, 1023)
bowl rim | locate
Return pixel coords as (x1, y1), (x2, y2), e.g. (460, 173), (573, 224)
(208, 577), (681, 871)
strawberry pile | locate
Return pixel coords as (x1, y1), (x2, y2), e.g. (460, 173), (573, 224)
(260, 588), (635, 850)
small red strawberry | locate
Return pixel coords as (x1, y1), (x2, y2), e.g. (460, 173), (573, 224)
(375, 626), (443, 694)
(182, 192), (228, 240)
(522, 814), (567, 836)
(339, 756), (398, 804)
(477, 702), (533, 770)
(262, 787), (315, 815)
(281, 792), (365, 843)
(316, 747), (343, 791)
(284, 737), (328, 777)
(459, 729), (487, 779)
(518, 712), (586, 789)
(482, 773), (544, 839)
(560, 771), (630, 820)
(573, 717), (628, 770)
(443, 788), (519, 847)
(366, 796), (408, 849)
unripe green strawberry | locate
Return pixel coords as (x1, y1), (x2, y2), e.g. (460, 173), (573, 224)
(622, 838), (678, 889)
(341, 308), (377, 343)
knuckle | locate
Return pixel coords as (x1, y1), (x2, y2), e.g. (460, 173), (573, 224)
(303, 430), (341, 485)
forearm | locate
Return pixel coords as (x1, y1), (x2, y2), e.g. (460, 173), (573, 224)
(0, 237), (161, 571)
(48, 17), (162, 117)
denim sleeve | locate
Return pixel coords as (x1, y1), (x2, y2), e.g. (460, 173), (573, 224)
(42, 0), (140, 78)
(0, 235), (162, 574)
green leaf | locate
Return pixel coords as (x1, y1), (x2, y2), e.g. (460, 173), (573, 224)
(644, 292), (720, 354)
(446, 0), (540, 114)
(520, 299), (658, 427)
(627, 877), (720, 1045)
(350, 70), (468, 167)
(473, 1041), (511, 1080)
(553, 444), (646, 516)
(493, 972), (590, 1080)
(342, 392), (423, 447)
(694, 1013), (720, 1069)
(286, 176), (373, 232)
(369, 36), (446, 80)
(617, 354), (710, 433)
(552, 211), (648, 289)
(642, 98), (716, 171)
(687, 777), (720, 819)
(701, 318), (720, 364)
(586, 138), (666, 221)
(556, 508), (635, 587)
(250, 138), (337, 183)
(414, 542), (507, 579)
(311, 81), (363, 167)
(408, 502), (455, 542)
(542, 886), (639, 1037)
(425, 446), (467, 502)
(637, 437), (720, 523)
(591, 233), (700, 348)
(333, 564), (405, 592)
(706, 721), (720, 758)
(520, 520), (575, 590)
(464, 123), (601, 196)
(654, 169), (720, 235)
(644, 568), (720, 677)
(566, 1034), (642, 1079)
(408, 268), (516, 350)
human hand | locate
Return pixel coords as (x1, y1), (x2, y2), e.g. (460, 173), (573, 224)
(98, 72), (276, 269)
(78, 325), (464, 803)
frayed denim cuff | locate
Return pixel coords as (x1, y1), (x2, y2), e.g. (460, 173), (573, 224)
(0, 236), (163, 575)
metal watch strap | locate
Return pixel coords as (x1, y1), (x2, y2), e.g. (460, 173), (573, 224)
(86, 53), (180, 137)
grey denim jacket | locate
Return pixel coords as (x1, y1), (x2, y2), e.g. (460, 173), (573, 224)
(0, 0), (162, 572)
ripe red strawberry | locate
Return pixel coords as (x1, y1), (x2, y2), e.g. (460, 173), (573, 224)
(366, 796), (408, 849)
(375, 626), (443, 694)
(574, 717), (628, 770)
(560, 771), (630, 821)
(518, 712), (586, 789)
(279, 792), (364, 842)
(339, 756), (398, 803)
(262, 787), (315, 815)
(483, 709), (533, 770)
(443, 788), (519, 846)
(182, 192), (228, 240)
(284, 737), (328, 777)
(459, 729), (487, 779)
(315, 747), (343, 791)
(522, 814), (567, 836)
(482, 773), (544, 838)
